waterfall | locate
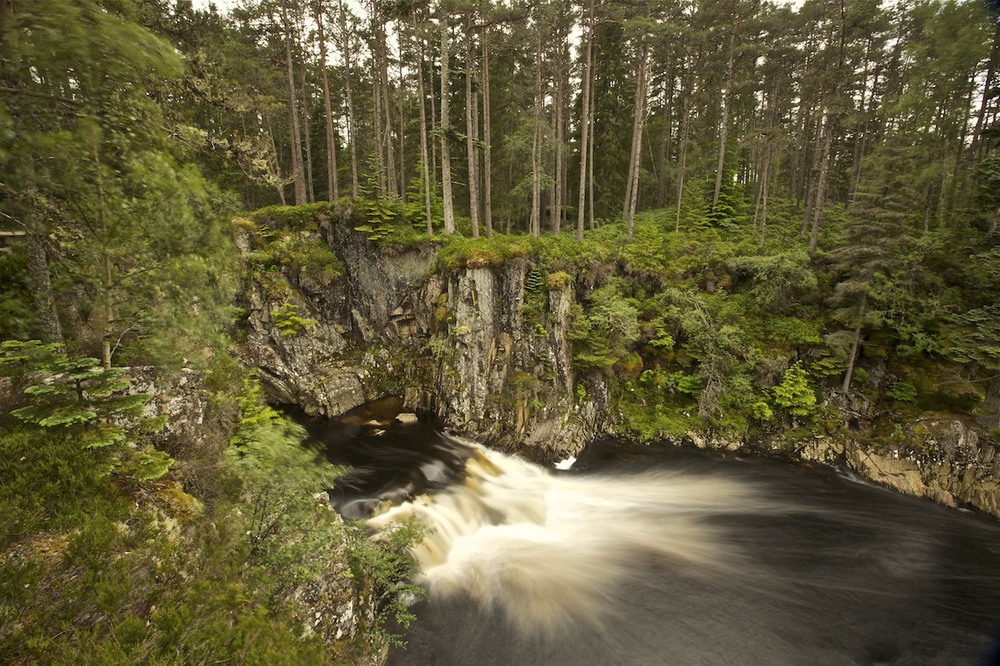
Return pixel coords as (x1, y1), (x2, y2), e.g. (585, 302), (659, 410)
(310, 418), (1000, 665)
(367, 435), (773, 636)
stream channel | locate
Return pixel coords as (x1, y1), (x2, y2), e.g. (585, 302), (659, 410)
(298, 400), (1000, 666)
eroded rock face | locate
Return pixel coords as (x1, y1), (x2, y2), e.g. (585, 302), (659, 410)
(241, 225), (367, 418)
(129, 366), (208, 451)
(429, 262), (601, 462)
(242, 223), (602, 461)
(794, 419), (1000, 517)
(322, 221), (438, 344)
(239, 213), (998, 519)
(288, 502), (383, 666)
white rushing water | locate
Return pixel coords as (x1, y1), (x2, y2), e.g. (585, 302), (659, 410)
(367, 436), (775, 636)
(304, 415), (1000, 665)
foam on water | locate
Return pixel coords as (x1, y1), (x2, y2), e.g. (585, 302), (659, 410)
(367, 435), (773, 636)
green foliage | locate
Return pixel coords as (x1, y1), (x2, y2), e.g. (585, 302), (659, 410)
(404, 167), (444, 231)
(0, 426), (126, 549)
(270, 303), (317, 337)
(247, 225), (344, 286)
(772, 362), (817, 418)
(617, 397), (706, 441)
(521, 267), (548, 325)
(345, 520), (424, 648)
(751, 400), (774, 421)
(0, 246), (40, 340)
(227, 399), (421, 648)
(0, 340), (171, 479)
(940, 304), (1000, 370)
(435, 233), (535, 270)
(545, 271), (573, 290)
(763, 315), (824, 350)
(230, 372), (281, 447)
(0, 363), (404, 665)
(706, 170), (749, 228)
(647, 318), (675, 352)
(227, 417), (341, 573)
(525, 267), (545, 293)
(727, 250), (817, 312)
(249, 202), (339, 231)
(0, 474), (337, 665)
(887, 381), (917, 403)
(571, 282), (640, 371)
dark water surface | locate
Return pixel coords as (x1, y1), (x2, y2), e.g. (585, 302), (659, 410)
(308, 414), (1000, 666)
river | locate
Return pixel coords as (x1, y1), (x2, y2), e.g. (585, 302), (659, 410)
(303, 406), (1000, 666)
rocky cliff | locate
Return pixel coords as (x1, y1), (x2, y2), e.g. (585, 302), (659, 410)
(237, 206), (1000, 518)
(241, 206), (603, 463)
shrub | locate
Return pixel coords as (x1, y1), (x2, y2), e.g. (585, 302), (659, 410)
(270, 303), (317, 337)
(0, 340), (171, 481)
(545, 271), (573, 290)
(772, 361), (817, 418)
(887, 381), (917, 403)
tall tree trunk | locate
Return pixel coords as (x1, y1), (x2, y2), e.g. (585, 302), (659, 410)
(946, 82), (975, 217)
(758, 145), (771, 249)
(809, 108), (832, 253)
(465, 14), (480, 238)
(338, 0), (359, 197)
(264, 110), (289, 205)
(850, 70), (880, 206)
(841, 294), (867, 394)
(440, 17), (455, 234)
(847, 38), (873, 204)
(675, 87), (690, 232)
(957, 22), (999, 209)
(92, 143), (114, 368)
(712, 31), (736, 214)
(398, 49), (406, 201)
(623, 45), (642, 225)
(299, 63), (315, 203)
(380, 19), (397, 196)
(429, 52), (438, 190)
(414, 13), (433, 234)
(482, 24), (494, 237)
(656, 55), (675, 208)
(26, 232), (64, 345)
(792, 101), (811, 206)
(530, 27), (543, 238)
(282, 6), (307, 205)
(576, 17), (593, 242)
(552, 6), (567, 235)
(624, 43), (649, 235)
(972, 20), (1000, 167)
(372, 73), (385, 192)
(316, 8), (339, 200)
(587, 37), (597, 232)
(801, 113), (822, 236)
(549, 83), (558, 234)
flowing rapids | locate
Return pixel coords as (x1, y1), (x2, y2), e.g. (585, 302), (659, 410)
(307, 411), (1000, 665)
(367, 438), (773, 636)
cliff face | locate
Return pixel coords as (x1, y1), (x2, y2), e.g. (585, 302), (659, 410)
(239, 210), (999, 518)
(242, 216), (602, 462)
(428, 261), (604, 461)
(796, 416), (1000, 517)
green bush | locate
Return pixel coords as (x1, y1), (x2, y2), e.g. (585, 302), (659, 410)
(887, 381), (917, 403)
(0, 340), (171, 480)
(571, 283), (640, 371)
(249, 202), (338, 231)
(0, 426), (126, 549)
(270, 303), (317, 337)
(772, 361), (817, 418)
